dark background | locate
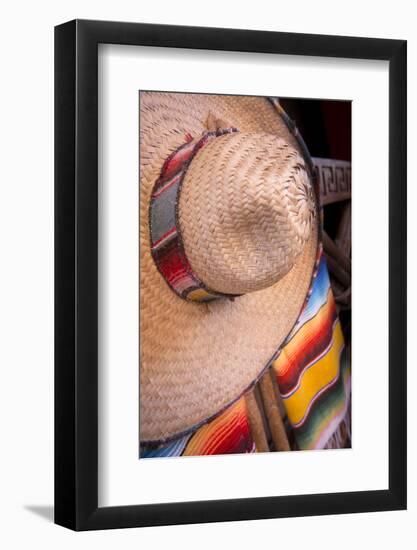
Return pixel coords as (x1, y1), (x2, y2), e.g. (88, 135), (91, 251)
(280, 98), (351, 161)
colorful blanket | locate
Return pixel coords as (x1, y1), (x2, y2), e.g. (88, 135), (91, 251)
(272, 254), (350, 450)
(140, 251), (351, 457)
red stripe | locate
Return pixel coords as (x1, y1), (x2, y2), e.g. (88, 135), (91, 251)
(152, 173), (181, 198)
(151, 226), (177, 248)
(157, 242), (190, 288)
(276, 301), (337, 395)
(159, 140), (195, 182)
(194, 409), (252, 455)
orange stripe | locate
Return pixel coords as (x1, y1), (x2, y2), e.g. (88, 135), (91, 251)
(273, 290), (336, 379)
(183, 398), (248, 456)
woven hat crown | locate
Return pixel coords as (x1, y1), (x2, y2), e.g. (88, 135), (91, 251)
(178, 131), (315, 295)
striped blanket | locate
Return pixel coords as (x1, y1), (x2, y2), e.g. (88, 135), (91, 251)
(140, 250), (351, 457)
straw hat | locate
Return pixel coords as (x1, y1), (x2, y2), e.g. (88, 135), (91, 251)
(140, 92), (319, 444)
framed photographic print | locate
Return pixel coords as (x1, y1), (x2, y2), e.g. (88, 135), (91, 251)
(55, 19), (406, 530)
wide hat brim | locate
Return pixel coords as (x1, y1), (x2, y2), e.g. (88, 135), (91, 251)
(140, 92), (319, 444)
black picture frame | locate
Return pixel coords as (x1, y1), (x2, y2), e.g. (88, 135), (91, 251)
(55, 19), (407, 531)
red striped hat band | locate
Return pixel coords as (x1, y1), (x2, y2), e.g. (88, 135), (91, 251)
(149, 127), (240, 303)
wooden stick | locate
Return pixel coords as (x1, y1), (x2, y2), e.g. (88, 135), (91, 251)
(334, 286), (351, 307)
(326, 254), (351, 288)
(245, 389), (269, 452)
(259, 370), (290, 452)
(336, 201), (351, 256)
(323, 231), (351, 274)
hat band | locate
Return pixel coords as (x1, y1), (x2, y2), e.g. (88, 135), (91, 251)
(149, 128), (240, 302)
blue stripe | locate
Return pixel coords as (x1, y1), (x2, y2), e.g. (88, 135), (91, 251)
(140, 434), (191, 458)
(287, 256), (331, 340)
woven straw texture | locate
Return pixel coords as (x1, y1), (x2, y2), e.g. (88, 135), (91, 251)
(179, 132), (315, 294)
(140, 92), (319, 443)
